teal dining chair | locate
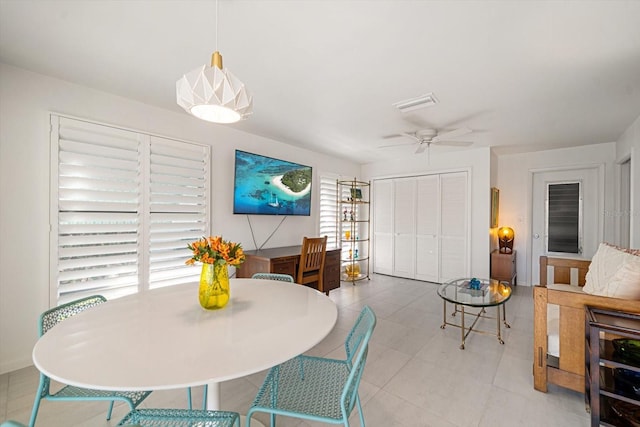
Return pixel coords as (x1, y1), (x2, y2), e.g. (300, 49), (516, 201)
(246, 305), (376, 427)
(29, 295), (151, 427)
(186, 385), (207, 410)
(251, 273), (295, 282)
(118, 408), (240, 426)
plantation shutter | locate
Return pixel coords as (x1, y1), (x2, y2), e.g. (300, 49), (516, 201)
(148, 136), (210, 289)
(53, 117), (142, 304)
(319, 174), (339, 249)
(51, 116), (211, 305)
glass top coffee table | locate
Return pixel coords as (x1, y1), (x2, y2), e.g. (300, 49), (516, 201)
(437, 278), (512, 349)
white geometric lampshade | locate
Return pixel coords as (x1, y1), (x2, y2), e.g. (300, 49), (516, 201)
(176, 58), (253, 124)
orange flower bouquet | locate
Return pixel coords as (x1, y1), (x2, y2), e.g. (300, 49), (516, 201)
(186, 236), (245, 267)
(187, 236), (245, 310)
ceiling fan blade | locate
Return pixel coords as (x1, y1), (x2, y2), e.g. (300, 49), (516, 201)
(434, 140), (473, 147)
(378, 141), (416, 149)
(432, 127), (472, 142)
(415, 144), (427, 154)
(382, 132), (419, 142)
(399, 132), (420, 141)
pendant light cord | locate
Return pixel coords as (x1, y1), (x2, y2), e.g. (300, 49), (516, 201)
(215, 0), (219, 52)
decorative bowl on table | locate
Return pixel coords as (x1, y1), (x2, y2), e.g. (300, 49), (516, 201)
(457, 278), (488, 296)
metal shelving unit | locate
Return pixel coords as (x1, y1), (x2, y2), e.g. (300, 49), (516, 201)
(336, 178), (370, 284)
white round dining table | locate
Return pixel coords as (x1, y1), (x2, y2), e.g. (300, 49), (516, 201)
(32, 279), (338, 412)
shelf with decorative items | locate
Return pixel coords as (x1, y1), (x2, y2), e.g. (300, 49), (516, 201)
(336, 178), (370, 284)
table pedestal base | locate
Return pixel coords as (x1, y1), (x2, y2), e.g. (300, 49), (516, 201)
(440, 301), (511, 349)
(206, 382), (265, 427)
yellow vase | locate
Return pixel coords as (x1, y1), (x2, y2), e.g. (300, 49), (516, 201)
(199, 262), (230, 310)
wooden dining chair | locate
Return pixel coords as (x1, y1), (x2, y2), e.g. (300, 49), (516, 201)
(296, 236), (328, 294)
(29, 295), (151, 427)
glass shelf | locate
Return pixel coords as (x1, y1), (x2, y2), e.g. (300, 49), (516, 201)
(341, 257), (369, 263)
(337, 178), (371, 284)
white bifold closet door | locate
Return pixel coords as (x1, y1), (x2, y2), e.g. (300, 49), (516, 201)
(415, 175), (439, 282)
(439, 172), (468, 282)
(372, 180), (393, 276)
(373, 171), (468, 283)
(393, 178), (416, 279)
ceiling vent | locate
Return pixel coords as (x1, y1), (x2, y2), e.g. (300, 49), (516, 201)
(392, 93), (439, 113)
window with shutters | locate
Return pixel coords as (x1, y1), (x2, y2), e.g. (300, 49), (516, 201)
(546, 181), (582, 254)
(319, 174), (353, 250)
(51, 116), (210, 305)
(318, 174), (340, 249)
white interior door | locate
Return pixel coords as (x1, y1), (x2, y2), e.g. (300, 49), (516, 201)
(415, 175), (439, 282)
(373, 180), (393, 275)
(531, 167), (600, 285)
(393, 178), (416, 279)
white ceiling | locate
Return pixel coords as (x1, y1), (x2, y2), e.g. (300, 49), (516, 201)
(1, 0), (640, 164)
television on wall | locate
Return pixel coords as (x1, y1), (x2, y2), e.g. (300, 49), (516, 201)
(233, 150), (312, 216)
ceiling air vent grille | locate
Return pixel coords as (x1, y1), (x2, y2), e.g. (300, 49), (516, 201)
(392, 93), (438, 113)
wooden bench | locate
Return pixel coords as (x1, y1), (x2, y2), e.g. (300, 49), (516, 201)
(533, 256), (640, 393)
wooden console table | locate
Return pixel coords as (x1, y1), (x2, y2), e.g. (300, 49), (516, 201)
(236, 245), (341, 294)
(491, 249), (517, 286)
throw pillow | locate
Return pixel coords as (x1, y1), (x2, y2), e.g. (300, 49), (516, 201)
(583, 243), (640, 299)
(604, 243), (640, 257)
(606, 258), (640, 299)
(583, 243), (639, 296)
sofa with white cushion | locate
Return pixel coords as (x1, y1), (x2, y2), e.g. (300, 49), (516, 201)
(533, 243), (640, 393)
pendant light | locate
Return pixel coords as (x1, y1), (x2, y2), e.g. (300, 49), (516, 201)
(176, 0), (252, 123)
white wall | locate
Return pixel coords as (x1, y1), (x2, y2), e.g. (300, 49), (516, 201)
(361, 147), (492, 280)
(616, 114), (640, 247)
(497, 143), (617, 286)
(0, 63), (360, 374)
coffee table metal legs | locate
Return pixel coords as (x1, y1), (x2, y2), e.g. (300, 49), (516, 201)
(460, 306), (465, 349)
(440, 302), (509, 349)
(502, 304), (511, 328)
(497, 307), (504, 345)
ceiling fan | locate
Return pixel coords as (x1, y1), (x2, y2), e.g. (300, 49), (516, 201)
(380, 127), (474, 154)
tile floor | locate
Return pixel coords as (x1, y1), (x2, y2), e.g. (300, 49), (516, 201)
(1, 274), (589, 426)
